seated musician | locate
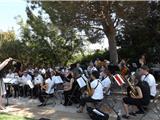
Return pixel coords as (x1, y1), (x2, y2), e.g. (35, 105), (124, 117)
(140, 65), (157, 99)
(63, 70), (75, 106)
(122, 73), (150, 119)
(33, 70), (43, 98)
(21, 70), (33, 97)
(63, 68), (81, 106)
(38, 71), (54, 106)
(5, 69), (15, 97)
(100, 69), (111, 95)
(77, 70), (104, 113)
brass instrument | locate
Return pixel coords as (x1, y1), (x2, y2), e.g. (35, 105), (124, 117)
(81, 75), (93, 97)
(86, 80), (93, 96)
(126, 77), (138, 97)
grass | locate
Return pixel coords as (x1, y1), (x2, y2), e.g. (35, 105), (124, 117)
(0, 113), (34, 120)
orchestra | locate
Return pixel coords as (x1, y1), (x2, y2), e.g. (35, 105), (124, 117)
(0, 57), (158, 120)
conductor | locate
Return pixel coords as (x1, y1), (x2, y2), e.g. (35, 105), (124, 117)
(0, 57), (13, 110)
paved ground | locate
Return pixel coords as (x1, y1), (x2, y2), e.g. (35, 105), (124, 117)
(0, 94), (160, 120)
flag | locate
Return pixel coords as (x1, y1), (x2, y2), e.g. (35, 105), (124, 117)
(113, 74), (125, 86)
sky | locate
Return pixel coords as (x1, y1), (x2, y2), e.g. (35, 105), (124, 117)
(0, 0), (27, 33)
(0, 0), (108, 50)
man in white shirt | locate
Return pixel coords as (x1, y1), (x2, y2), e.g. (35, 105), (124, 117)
(33, 70), (43, 98)
(21, 71), (33, 97)
(100, 69), (111, 95)
(6, 69), (15, 78)
(140, 65), (157, 99)
(77, 70), (103, 113)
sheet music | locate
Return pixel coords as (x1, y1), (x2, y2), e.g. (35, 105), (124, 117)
(77, 77), (86, 88)
(55, 76), (63, 84)
(93, 109), (105, 116)
(27, 80), (34, 88)
(81, 74), (88, 82)
(3, 78), (18, 84)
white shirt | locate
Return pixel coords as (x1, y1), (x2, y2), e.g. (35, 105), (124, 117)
(6, 73), (15, 78)
(39, 68), (46, 75)
(21, 74), (32, 85)
(141, 74), (157, 96)
(87, 66), (98, 74)
(91, 79), (104, 100)
(101, 76), (111, 95)
(45, 78), (55, 94)
(34, 74), (43, 85)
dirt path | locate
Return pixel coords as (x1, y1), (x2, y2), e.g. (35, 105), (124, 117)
(0, 98), (92, 120)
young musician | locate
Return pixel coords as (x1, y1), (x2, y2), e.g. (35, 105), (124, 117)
(140, 65), (157, 99)
(100, 69), (111, 95)
(21, 71), (33, 97)
(0, 58), (13, 110)
(33, 70), (43, 98)
(77, 70), (104, 113)
(122, 73), (150, 119)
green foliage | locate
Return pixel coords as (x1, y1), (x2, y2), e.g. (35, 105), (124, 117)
(0, 113), (34, 120)
(80, 50), (109, 65)
(29, 1), (126, 64)
(22, 3), (83, 66)
(117, 1), (160, 62)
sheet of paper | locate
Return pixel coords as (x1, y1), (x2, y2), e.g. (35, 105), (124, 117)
(77, 77), (86, 88)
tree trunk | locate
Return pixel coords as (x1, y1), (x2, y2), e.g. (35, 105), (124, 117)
(107, 31), (118, 65)
(102, 22), (118, 65)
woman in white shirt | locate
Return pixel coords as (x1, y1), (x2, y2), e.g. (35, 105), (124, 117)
(38, 71), (54, 106)
(77, 70), (104, 113)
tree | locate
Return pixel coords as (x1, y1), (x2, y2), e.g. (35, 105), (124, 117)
(117, 1), (160, 62)
(26, 1), (132, 64)
(0, 30), (15, 46)
(18, 7), (83, 66)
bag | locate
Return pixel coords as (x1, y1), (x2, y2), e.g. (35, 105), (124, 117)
(87, 107), (109, 120)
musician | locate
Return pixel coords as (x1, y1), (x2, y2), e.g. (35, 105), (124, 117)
(0, 57), (13, 110)
(21, 71), (32, 97)
(33, 70), (43, 98)
(140, 65), (157, 99)
(76, 63), (83, 74)
(5, 69), (15, 97)
(87, 62), (98, 75)
(77, 70), (104, 113)
(38, 71), (54, 106)
(122, 73), (150, 119)
(119, 59), (129, 78)
(100, 69), (111, 95)
(63, 69), (76, 106)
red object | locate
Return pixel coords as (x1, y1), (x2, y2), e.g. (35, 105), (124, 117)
(113, 74), (125, 86)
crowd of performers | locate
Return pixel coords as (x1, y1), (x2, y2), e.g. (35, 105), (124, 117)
(0, 55), (158, 119)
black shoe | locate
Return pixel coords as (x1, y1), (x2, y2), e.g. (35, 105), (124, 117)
(135, 110), (145, 114)
(38, 104), (44, 107)
(38, 103), (46, 107)
(122, 114), (130, 119)
(129, 112), (136, 116)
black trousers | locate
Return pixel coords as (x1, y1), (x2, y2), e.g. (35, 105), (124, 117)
(80, 96), (101, 107)
(33, 84), (41, 98)
(13, 84), (19, 98)
(64, 90), (72, 105)
(38, 91), (52, 103)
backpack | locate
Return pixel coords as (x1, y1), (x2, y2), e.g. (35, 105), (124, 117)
(87, 106), (109, 120)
